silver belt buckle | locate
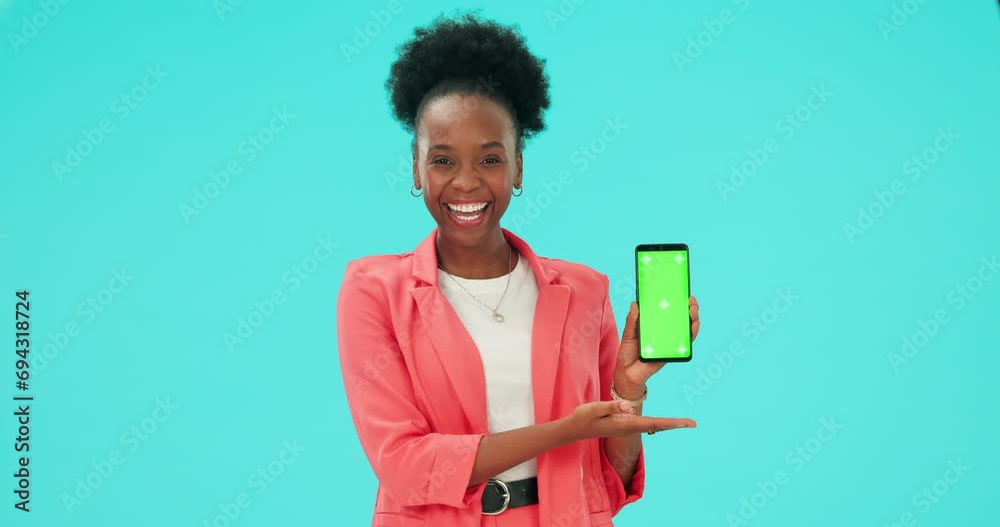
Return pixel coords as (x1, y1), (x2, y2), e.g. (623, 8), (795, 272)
(482, 479), (511, 515)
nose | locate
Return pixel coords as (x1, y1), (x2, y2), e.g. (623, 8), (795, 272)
(451, 166), (482, 192)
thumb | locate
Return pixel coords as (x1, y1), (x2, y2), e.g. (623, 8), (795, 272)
(621, 302), (638, 343)
(596, 400), (635, 418)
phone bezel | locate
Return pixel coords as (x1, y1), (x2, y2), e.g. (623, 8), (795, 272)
(635, 243), (692, 363)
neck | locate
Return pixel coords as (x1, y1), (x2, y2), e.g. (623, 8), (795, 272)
(436, 229), (514, 279)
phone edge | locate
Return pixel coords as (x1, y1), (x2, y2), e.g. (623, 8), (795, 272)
(635, 243), (693, 363)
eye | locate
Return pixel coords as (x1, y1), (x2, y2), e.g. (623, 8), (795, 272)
(431, 157), (453, 166)
(482, 156), (502, 165)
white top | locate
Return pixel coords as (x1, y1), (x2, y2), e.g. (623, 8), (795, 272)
(438, 253), (539, 482)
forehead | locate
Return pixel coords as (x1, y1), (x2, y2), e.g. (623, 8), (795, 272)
(418, 94), (516, 145)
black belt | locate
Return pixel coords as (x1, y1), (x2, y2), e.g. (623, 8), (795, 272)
(481, 477), (539, 515)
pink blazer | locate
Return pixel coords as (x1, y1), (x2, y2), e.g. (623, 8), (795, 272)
(336, 228), (645, 526)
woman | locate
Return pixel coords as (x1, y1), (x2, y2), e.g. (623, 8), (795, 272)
(336, 14), (700, 527)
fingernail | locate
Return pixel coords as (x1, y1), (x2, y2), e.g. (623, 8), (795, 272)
(618, 401), (630, 412)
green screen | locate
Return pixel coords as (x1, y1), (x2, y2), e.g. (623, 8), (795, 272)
(637, 249), (691, 360)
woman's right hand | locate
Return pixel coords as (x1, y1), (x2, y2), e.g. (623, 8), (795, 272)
(561, 400), (696, 441)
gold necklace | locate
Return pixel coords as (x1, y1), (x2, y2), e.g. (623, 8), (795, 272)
(438, 245), (516, 323)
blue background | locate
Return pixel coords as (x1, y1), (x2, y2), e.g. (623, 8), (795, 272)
(1, 0), (998, 525)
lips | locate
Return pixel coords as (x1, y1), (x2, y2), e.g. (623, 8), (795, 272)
(447, 201), (487, 215)
(444, 201), (490, 227)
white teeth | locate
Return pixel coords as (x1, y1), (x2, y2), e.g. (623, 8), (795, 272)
(447, 202), (488, 213)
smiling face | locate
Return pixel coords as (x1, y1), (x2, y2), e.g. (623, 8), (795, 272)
(412, 93), (522, 248)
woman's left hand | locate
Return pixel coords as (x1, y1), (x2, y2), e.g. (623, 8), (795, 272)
(613, 296), (700, 400)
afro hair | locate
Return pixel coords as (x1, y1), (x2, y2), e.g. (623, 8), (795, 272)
(386, 13), (551, 149)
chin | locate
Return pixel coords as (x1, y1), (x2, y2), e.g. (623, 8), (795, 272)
(440, 221), (494, 244)
(436, 219), (498, 245)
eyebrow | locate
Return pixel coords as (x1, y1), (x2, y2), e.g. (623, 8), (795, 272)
(429, 141), (506, 151)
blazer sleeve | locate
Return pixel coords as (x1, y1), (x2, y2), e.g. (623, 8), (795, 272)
(596, 275), (646, 515)
(336, 261), (487, 509)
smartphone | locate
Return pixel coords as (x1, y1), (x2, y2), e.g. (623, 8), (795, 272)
(635, 244), (692, 362)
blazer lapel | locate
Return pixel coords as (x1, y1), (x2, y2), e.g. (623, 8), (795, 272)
(408, 229), (570, 432)
(410, 230), (488, 431)
(503, 230), (570, 425)
(503, 230), (571, 526)
(410, 287), (489, 430)
(529, 284), (570, 423)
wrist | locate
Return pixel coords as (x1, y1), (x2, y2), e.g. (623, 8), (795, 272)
(612, 375), (647, 401)
(552, 415), (584, 445)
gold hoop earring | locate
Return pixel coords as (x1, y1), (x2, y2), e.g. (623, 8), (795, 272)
(410, 185), (422, 197)
(512, 185), (523, 197)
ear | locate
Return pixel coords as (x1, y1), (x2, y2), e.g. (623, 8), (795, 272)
(514, 151), (524, 188)
(411, 144), (421, 190)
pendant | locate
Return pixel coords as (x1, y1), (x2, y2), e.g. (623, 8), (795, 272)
(492, 312), (505, 323)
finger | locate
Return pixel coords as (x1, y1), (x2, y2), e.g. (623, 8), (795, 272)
(621, 302), (638, 344)
(689, 296), (700, 342)
(605, 416), (695, 435)
(595, 400), (637, 418)
(640, 417), (697, 432)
